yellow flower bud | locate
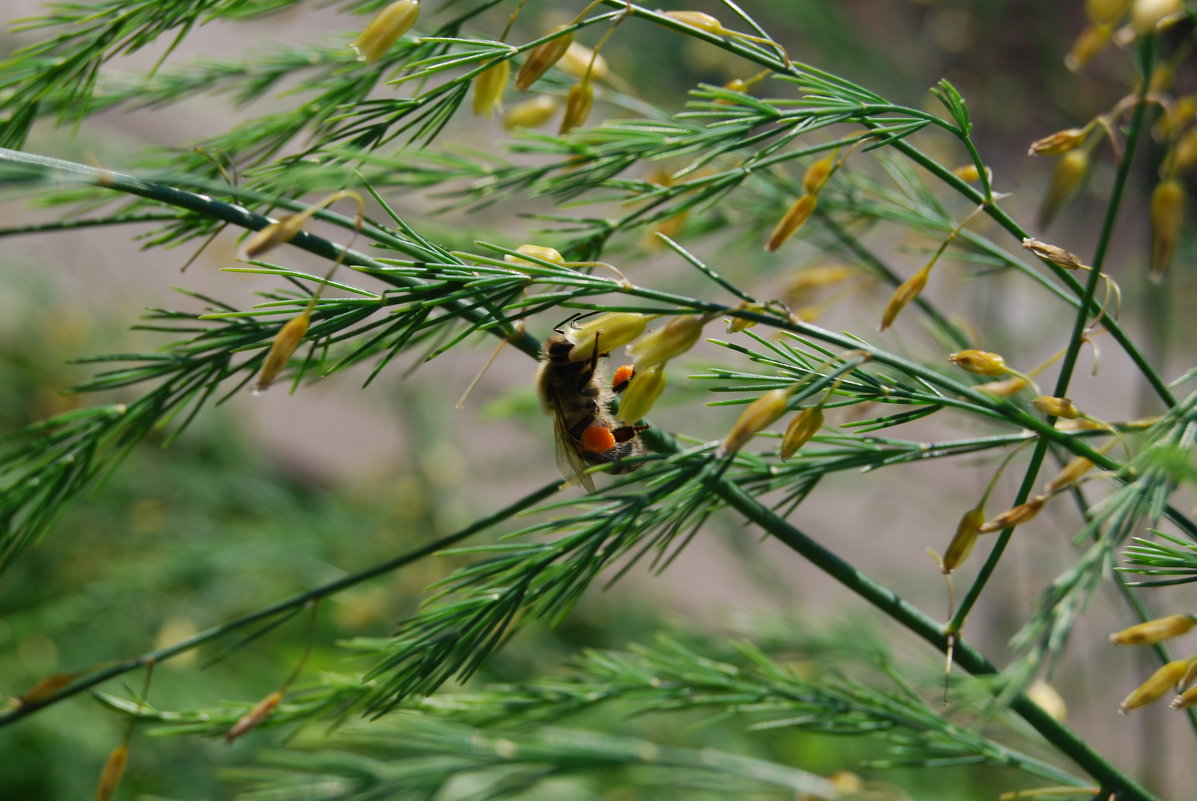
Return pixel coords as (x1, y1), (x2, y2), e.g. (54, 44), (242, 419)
(1120, 657), (1192, 712)
(1044, 455), (1096, 493)
(1087, 0), (1131, 24)
(951, 163), (992, 183)
(779, 406), (823, 460)
(503, 94), (558, 130)
(515, 26), (574, 91)
(96, 743), (128, 801)
(1154, 95), (1195, 139)
(879, 263), (931, 331)
(1150, 178), (1184, 280)
(1174, 128), (1197, 172)
(1066, 24), (1113, 71)
(504, 244), (565, 270)
(1032, 395), (1081, 418)
(1039, 150), (1090, 228)
(941, 506), (985, 574)
(617, 364), (666, 423)
(1027, 679), (1068, 722)
(559, 80), (594, 134)
(472, 59), (510, 117)
(978, 493), (1048, 533)
(1110, 614), (1197, 645)
(1131, 0), (1182, 35)
(765, 194), (817, 252)
(567, 313), (651, 361)
(662, 10), (729, 35)
(627, 315), (705, 368)
(720, 388), (790, 456)
(802, 152), (837, 195)
(1022, 237), (1085, 270)
(949, 349), (1008, 377)
(226, 690), (284, 743)
(1028, 127), (1089, 157)
(240, 214), (308, 260)
(783, 264), (856, 306)
(352, 0), (419, 63)
(254, 311), (311, 394)
(975, 376), (1029, 397)
(558, 42), (608, 80)
(1170, 684), (1197, 710)
(18, 672), (75, 706)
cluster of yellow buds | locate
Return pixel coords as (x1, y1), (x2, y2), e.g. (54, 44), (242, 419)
(765, 150), (840, 252)
(1110, 614), (1197, 712)
(1067, 0), (1182, 70)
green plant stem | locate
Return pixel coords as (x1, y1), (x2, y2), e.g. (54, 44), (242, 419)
(0, 479), (563, 728)
(946, 36), (1156, 635)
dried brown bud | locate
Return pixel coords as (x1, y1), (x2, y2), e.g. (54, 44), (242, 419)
(1028, 127), (1089, 157)
(18, 672), (74, 706)
(1022, 237), (1085, 270)
(254, 311), (311, 394)
(978, 493), (1048, 533)
(765, 194), (817, 252)
(515, 27), (574, 91)
(779, 406), (824, 460)
(96, 743), (129, 801)
(226, 691), (284, 743)
(1110, 614), (1197, 646)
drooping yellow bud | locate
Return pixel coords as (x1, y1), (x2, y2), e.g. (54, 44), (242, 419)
(567, 313), (651, 362)
(1087, 0), (1131, 24)
(948, 349), (1008, 377)
(1150, 178), (1184, 280)
(662, 10), (729, 34)
(1110, 614), (1197, 645)
(515, 26), (574, 91)
(95, 743), (129, 801)
(1022, 237), (1085, 270)
(1066, 24), (1113, 71)
(941, 506), (985, 574)
(1028, 127), (1089, 157)
(1131, 0), (1182, 35)
(779, 406), (824, 460)
(558, 42), (608, 80)
(978, 493), (1048, 533)
(1044, 456), (1096, 493)
(720, 388), (791, 456)
(802, 152), (837, 195)
(1170, 684), (1197, 710)
(975, 376), (1029, 397)
(1174, 128), (1197, 172)
(18, 672), (75, 706)
(226, 690), (284, 743)
(503, 95), (558, 130)
(352, 0), (419, 63)
(765, 194), (817, 252)
(951, 163), (992, 183)
(783, 264), (857, 306)
(1039, 150), (1090, 228)
(505, 244), (566, 268)
(627, 315), (705, 368)
(617, 364), (666, 423)
(1032, 395), (1081, 418)
(254, 311), (311, 394)
(240, 214), (309, 260)
(472, 59), (510, 117)
(1027, 679), (1069, 722)
(879, 263), (931, 331)
(1120, 657), (1192, 712)
(559, 80), (594, 134)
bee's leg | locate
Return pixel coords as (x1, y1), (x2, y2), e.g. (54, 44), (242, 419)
(611, 424), (650, 443)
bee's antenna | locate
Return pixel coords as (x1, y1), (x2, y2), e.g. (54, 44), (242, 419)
(552, 312), (585, 334)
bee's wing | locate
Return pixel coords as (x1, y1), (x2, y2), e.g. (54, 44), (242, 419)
(551, 401), (596, 493)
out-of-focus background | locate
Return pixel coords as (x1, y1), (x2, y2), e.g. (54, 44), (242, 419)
(1, 1), (1194, 798)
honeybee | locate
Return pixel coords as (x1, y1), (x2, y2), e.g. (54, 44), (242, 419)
(536, 321), (648, 492)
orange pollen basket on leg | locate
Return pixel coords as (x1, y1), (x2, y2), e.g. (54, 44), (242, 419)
(580, 426), (617, 454)
(612, 364), (635, 393)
